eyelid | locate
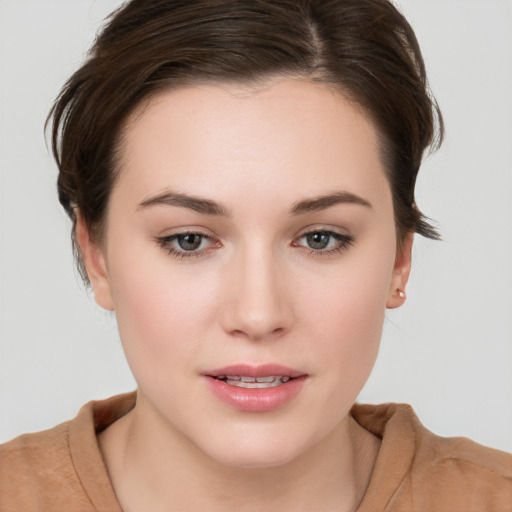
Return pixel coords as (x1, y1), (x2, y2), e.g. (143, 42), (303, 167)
(291, 227), (355, 256)
(155, 225), (355, 260)
(155, 229), (221, 259)
(292, 224), (352, 242)
(154, 224), (216, 238)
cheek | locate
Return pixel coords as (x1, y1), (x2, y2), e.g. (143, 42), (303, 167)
(106, 247), (220, 387)
(296, 249), (393, 384)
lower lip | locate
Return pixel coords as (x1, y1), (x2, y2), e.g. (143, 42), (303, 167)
(204, 376), (307, 412)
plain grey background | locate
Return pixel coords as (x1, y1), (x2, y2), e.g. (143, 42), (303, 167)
(1, 0), (511, 451)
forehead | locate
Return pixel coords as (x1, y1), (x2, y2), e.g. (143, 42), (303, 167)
(116, 78), (390, 213)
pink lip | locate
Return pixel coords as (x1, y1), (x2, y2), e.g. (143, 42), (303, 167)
(203, 364), (308, 413)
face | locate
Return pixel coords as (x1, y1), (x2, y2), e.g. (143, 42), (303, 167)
(80, 78), (411, 468)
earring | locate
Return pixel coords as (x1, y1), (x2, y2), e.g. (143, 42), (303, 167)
(397, 289), (406, 299)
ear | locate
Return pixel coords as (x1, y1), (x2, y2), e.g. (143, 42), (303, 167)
(75, 214), (114, 311)
(386, 232), (413, 309)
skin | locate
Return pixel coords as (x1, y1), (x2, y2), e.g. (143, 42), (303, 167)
(78, 78), (412, 512)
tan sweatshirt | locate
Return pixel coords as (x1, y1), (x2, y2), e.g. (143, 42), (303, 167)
(1, 392), (511, 511)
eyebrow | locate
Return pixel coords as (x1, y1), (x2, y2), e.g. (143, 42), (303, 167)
(290, 191), (373, 215)
(138, 191), (231, 216)
(138, 190), (372, 216)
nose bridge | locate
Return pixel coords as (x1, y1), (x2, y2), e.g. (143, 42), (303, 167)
(221, 238), (292, 340)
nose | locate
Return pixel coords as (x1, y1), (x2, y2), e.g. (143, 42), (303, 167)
(220, 244), (294, 342)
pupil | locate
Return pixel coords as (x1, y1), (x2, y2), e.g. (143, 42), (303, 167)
(307, 232), (329, 250)
(178, 234), (201, 251)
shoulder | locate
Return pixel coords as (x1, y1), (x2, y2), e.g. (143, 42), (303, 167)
(0, 394), (133, 511)
(412, 426), (512, 510)
(0, 421), (94, 510)
(352, 403), (512, 511)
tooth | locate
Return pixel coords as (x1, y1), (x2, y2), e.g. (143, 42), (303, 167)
(255, 376), (276, 383)
(240, 376), (257, 383)
(281, 377), (290, 383)
(226, 375), (240, 381)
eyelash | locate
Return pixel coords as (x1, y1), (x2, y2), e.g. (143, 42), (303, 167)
(156, 229), (355, 260)
(156, 231), (217, 260)
(294, 230), (355, 257)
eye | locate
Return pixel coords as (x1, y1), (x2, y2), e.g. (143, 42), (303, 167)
(304, 232), (333, 250)
(176, 233), (204, 251)
(293, 229), (354, 256)
(156, 232), (219, 259)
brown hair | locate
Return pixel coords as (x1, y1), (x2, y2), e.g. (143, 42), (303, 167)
(48, 0), (443, 284)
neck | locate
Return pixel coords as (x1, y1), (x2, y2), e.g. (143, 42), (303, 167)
(99, 393), (379, 512)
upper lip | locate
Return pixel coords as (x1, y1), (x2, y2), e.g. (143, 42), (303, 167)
(204, 364), (306, 379)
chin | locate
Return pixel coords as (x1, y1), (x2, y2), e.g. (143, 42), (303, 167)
(209, 444), (302, 469)
(194, 423), (319, 469)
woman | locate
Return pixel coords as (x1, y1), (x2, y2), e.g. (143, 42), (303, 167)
(0, 0), (511, 510)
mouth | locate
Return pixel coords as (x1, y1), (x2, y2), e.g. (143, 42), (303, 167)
(211, 375), (293, 388)
(203, 364), (308, 412)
